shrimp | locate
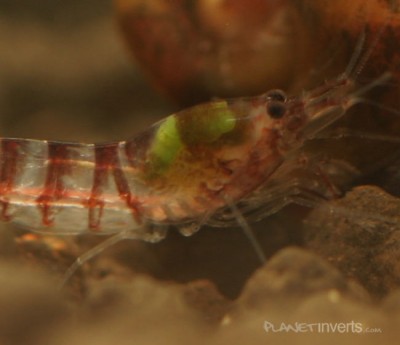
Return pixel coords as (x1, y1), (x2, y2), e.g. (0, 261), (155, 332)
(0, 19), (392, 286)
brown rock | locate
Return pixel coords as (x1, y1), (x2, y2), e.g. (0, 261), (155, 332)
(304, 185), (400, 298)
(236, 247), (368, 313)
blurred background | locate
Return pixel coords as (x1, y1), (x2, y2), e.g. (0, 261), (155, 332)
(0, 0), (173, 143)
(0, 1), (400, 345)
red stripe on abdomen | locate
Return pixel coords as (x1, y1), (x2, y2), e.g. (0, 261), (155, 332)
(0, 139), (21, 221)
(87, 144), (142, 231)
(36, 142), (70, 226)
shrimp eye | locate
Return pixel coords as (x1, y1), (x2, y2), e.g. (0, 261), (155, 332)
(267, 101), (286, 119)
(266, 89), (287, 102)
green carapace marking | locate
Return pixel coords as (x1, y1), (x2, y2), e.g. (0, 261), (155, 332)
(177, 100), (236, 145)
(148, 100), (237, 175)
(149, 115), (183, 174)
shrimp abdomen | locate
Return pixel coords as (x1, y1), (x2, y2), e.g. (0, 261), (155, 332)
(0, 138), (142, 235)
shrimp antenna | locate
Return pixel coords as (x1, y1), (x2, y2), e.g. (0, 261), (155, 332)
(348, 71), (391, 106)
(58, 231), (131, 289)
(224, 196), (266, 263)
(346, 11), (393, 80)
(358, 98), (400, 117)
(343, 30), (366, 78)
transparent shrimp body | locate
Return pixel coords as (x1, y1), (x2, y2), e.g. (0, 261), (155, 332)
(0, 71), (368, 237)
(0, 96), (286, 235)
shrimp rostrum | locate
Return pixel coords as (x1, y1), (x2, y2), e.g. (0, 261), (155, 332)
(0, 36), (390, 282)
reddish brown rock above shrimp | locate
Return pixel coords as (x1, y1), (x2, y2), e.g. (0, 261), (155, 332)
(115, 0), (400, 103)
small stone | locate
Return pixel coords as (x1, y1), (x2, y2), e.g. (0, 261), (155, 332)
(182, 279), (231, 324)
(236, 247), (368, 313)
(304, 185), (400, 298)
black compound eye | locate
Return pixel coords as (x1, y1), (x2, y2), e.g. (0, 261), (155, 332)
(267, 101), (286, 119)
(266, 89), (287, 102)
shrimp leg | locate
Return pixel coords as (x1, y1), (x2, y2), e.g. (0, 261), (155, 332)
(59, 224), (167, 288)
(209, 151), (357, 227)
(59, 231), (130, 289)
(210, 175), (335, 227)
(224, 196), (267, 263)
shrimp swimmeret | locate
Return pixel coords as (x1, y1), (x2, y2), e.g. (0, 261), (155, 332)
(0, 32), (391, 283)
